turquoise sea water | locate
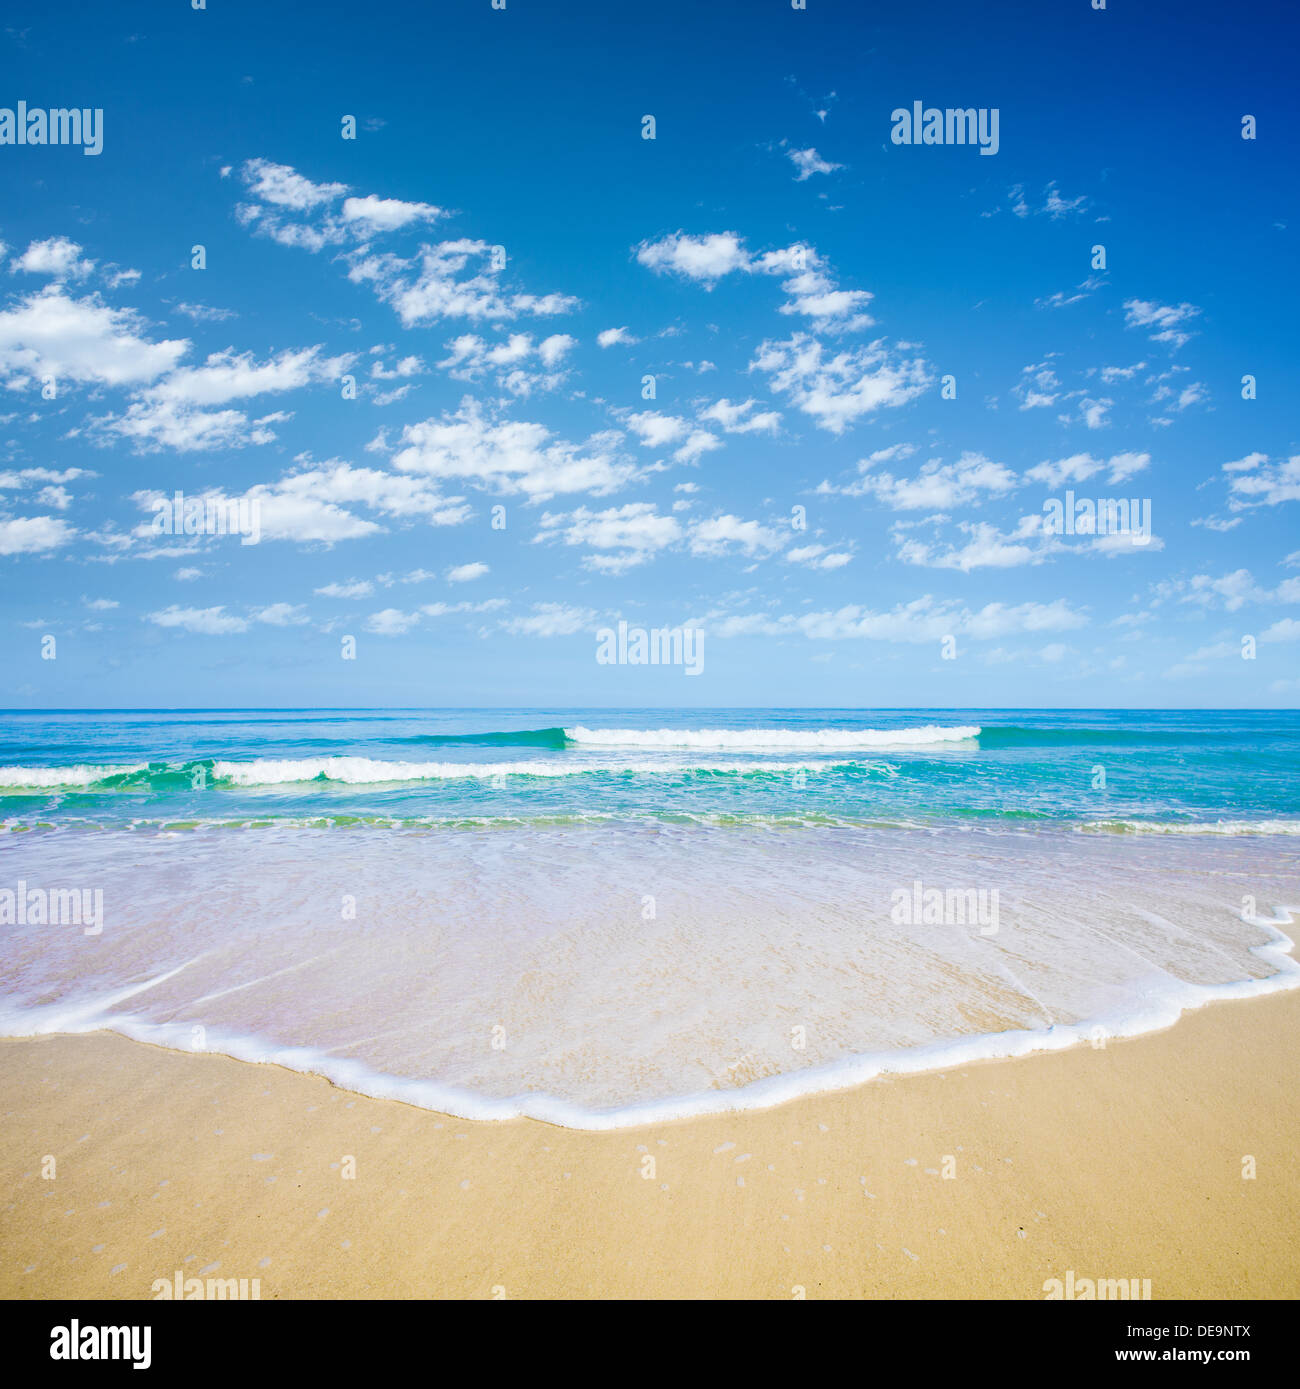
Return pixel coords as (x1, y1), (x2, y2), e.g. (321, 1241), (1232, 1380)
(1, 709), (1297, 1126)
(3, 707), (1299, 832)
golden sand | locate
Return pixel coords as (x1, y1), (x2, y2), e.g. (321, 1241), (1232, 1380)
(2, 991), (1297, 1299)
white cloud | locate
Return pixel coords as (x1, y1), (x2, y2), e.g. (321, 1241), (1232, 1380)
(366, 607), (421, 636)
(1156, 569), (1268, 612)
(145, 345), (352, 407)
(146, 604), (249, 635)
(386, 398), (637, 501)
(786, 543), (852, 570)
(1024, 451), (1151, 488)
(786, 146), (842, 181)
(690, 513), (786, 558)
(11, 236), (94, 279)
(709, 597), (1087, 644)
(351, 239), (579, 326)
(698, 397), (781, 434)
(0, 515), (74, 554)
(0, 286), (188, 390)
(1041, 182), (1089, 219)
(252, 602), (308, 626)
(674, 429), (722, 463)
(597, 326), (638, 348)
(437, 331), (574, 395)
(896, 520), (1044, 571)
(536, 502), (683, 573)
(750, 333), (930, 434)
(447, 561), (489, 582)
(340, 194), (444, 232)
(370, 354), (424, 380)
(998, 183), (1090, 220)
(104, 401), (291, 453)
(243, 158), (347, 210)
(635, 231), (751, 284)
(623, 411), (688, 448)
(131, 463), (469, 547)
(174, 302), (238, 323)
(852, 451), (1017, 509)
(1223, 453), (1300, 509)
(635, 234), (871, 331)
(1124, 298), (1200, 349)
(97, 345), (355, 452)
(503, 602), (593, 637)
(315, 579), (375, 598)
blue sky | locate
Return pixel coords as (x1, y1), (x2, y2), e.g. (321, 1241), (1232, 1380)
(1, 0), (1297, 708)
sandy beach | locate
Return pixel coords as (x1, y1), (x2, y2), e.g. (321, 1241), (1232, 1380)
(2, 989), (1296, 1301)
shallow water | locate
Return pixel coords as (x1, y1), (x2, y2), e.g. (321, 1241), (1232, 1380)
(1, 708), (1297, 1126)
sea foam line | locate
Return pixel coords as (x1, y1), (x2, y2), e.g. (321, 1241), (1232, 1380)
(0, 757), (870, 790)
(0, 764), (148, 788)
(563, 724), (980, 750)
(210, 757), (863, 785)
(1, 907), (1293, 1131)
(1079, 819), (1300, 836)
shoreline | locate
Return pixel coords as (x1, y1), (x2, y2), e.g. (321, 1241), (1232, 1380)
(3, 989), (1298, 1299)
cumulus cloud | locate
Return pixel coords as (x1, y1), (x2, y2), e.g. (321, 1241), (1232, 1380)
(849, 451), (1017, 509)
(340, 194), (445, 232)
(689, 513), (786, 558)
(749, 333), (930, 433)
(636, 234), (872, 330)
(447, 561), (489, 582)
(635, 231), (751, 284)
(349, 239), (578, 326)
(1222, 453), (1300, 509)
(0, 286), (188, 390)
(385, 398), (637, 501)
(131, 463), (470, 548)
(242, 158), (347, 210)
(0, 514), (74, 554)
(11, 236), (94, 279)
(535, 502), (683, 573)
(1024, 451), (1151, 489)
(437, 331), (574, 395)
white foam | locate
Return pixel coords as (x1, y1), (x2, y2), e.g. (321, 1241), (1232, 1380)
(1080, 819), (1300, 836)
(564, 724), (980, 750)
(211, 757), (855, 785)
(2, 823), (1294, 1130)
(1, 909), (1294, 1130)
(0, 763), (147, 788)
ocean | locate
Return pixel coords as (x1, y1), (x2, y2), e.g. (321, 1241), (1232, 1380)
(1, 708), (1297, 1127)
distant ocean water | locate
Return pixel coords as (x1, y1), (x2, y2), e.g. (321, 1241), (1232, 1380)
(1, 708), (1297, 1127)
